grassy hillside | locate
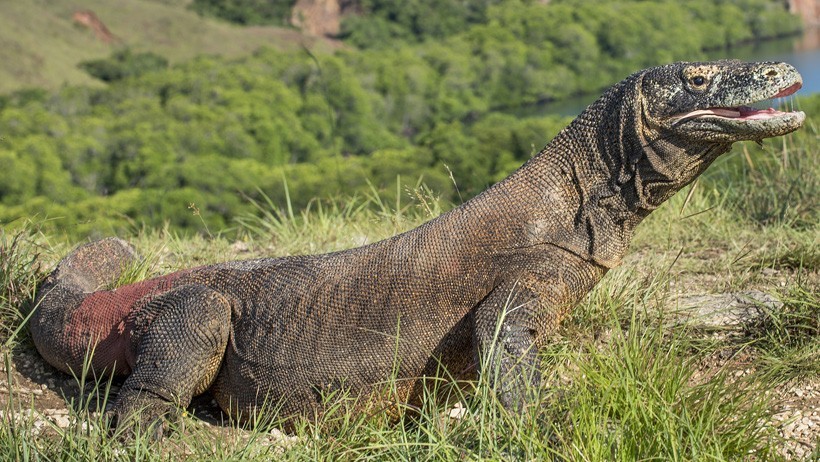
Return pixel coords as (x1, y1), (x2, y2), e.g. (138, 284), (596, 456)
(0, 0), (336, 93)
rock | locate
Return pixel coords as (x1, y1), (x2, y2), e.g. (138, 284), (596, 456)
(268, 427), (299, 449)
(291, 0), (343, 37)
(761, 267), (779, 276)
(448, 402), (467, 420)
(230, 241), (250, 254)
(53, 415), (71, 429)
(673, 290), (782, 330)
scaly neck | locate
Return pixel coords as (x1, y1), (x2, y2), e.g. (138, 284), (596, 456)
(458, 73), (651, 267)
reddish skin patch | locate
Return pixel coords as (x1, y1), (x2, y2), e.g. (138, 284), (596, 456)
(65, 270), (192, 375)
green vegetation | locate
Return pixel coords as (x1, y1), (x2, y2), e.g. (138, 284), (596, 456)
(340, 0), (801, 51)
(0, 0), (805, 239)
(0, 229), (42, 344)
(339, 0), (500, 47)
(0, 0), (332, 94)
(189, 0), (298, 26)
(79, 49), (169, 83)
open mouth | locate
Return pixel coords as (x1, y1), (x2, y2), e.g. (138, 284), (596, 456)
(671, 81), (803, 125)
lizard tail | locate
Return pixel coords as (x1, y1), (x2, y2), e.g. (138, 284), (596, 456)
(40, 237), (140, 294)
(30, 238), (139, 373)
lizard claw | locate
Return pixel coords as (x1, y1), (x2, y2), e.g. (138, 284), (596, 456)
(105, 391), (181, 442)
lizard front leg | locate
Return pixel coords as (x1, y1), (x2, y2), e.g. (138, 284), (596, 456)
(107, 284), (232, 439)
(473, 280), (545, 413)
(472, 259), (589, 414)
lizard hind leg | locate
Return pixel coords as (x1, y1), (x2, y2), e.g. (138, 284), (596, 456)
(107, 284), (232, 440)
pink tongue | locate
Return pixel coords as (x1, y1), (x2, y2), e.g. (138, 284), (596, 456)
(739, 106), (782, 120)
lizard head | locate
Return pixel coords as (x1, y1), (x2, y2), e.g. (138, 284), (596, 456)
(533, 60), (805, 266)
(610, 60), (807, 210)
(643, 60), (805, 143)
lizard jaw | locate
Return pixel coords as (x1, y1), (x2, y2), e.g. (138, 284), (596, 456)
(668, 80), (805, 141)
(671, 81), (803, 124)
(671, 105), (803, 123)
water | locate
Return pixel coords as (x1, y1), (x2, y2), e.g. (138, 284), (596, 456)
(536, 29), (820, 117)
(707, 28), (820, 95)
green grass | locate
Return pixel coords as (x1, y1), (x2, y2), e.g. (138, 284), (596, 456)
(545, 323), (778, 460)
(0, 223), (50, 347)
(0, 0), (337, 94)
(0, 129), (816, 459)
(751, 281), (820, 380)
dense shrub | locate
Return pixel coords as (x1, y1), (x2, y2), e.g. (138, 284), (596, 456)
(188, 0), (297, 26)
(79, 49), (169, 83)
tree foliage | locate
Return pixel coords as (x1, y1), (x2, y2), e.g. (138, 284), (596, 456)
(188, 0), (297, 26)
(339, 0), (501, 47)
(0, 0), (805, 238)
(79, 49), (169, 83)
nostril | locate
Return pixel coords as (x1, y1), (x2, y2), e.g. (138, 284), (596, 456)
(766, 69), (778, 77)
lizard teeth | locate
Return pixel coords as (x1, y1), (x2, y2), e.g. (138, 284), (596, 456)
(706, 108), (743, 118)
(738, 106), (787, 120)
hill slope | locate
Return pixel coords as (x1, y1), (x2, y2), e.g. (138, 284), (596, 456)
(0, 0), (336, 93)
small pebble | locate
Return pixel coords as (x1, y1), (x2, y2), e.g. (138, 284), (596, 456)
(53, 415), (71, 428)
(448, 402), (467, 420)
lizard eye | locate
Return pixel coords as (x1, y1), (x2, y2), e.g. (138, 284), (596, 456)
(691, 75), (708, 88)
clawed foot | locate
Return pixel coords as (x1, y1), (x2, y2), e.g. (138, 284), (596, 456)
(104, 391), (182, 442)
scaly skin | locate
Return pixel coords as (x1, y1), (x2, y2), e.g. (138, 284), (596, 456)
(30, 60), (805, 434)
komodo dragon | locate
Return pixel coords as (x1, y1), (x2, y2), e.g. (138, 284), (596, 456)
(31, 60), (805, 434)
